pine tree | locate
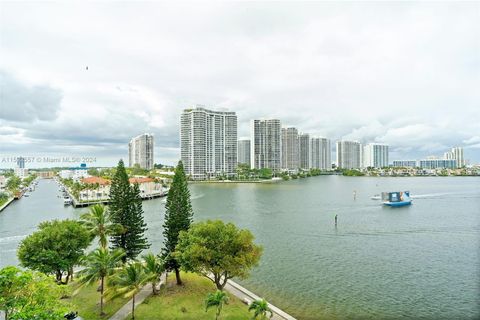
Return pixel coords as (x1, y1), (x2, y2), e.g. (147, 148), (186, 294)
(125, 183), (150, 259)
(162, 160), (193, 285)
(109, 160), (150, 261)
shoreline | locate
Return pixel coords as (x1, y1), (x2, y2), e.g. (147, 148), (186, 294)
(226, 279), (297, 320)
(0, 197), (14, 213)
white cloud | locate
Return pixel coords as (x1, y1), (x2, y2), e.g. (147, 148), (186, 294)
(0, 1), (479, 165)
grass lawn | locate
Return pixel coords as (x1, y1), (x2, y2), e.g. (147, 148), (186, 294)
(62, 281), (130, 320)
(134, 272), (253, 320)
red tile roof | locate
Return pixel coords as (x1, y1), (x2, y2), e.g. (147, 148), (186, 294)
(82, 177), (110, 185)
(129, 177), (155, 184)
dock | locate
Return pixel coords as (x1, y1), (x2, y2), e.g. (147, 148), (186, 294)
(65, 190), (168, 208)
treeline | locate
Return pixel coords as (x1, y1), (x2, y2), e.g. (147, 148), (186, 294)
(2, 160), (265, 320)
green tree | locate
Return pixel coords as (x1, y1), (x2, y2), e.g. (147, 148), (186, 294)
(109, 160), (150, 261)
(126, 183), (150, 259)
(142, 253), (165, 295)
(175, 220), (263, 290)
(87, 167), (100, 176)
(80, 204), (124, 249)
(162, 161), (193, 285)
(248, 299), (273, 319)
(17, 219), (91, 283)
(108, 262), (149, 320)
(78, 248), (125, 316)
(129, 164), (149, 176)
(205, 290), (229, 320)
(6, 176), (21, 194)
(0, 266), (69, 320)
(258, 168), (272, 179)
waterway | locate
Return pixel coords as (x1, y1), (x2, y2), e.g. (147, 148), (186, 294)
(0, 176), (479, 319)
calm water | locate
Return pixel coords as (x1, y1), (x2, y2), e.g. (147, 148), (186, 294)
(1, 177), (479, 319)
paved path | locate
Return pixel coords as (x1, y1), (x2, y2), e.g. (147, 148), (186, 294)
(109, 273), (166, 320)
(224, 279), (297, 320)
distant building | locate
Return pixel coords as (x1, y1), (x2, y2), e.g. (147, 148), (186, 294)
(449, 147), (465, 168)
(281, 127), (299, 170)
(363, 143), (389, 168)
(419, 159), (457, 169)
(181, 106), (238, 180)
(237, 140), (251, 166)
(393, 160), (417, 168)
(129, 133), (154, 170)
(250, 119), (281, 171)
(17, 157), (25, 169)
(336, 141), (362, 169)
(129, 177), (164, 198)
(14, 168), (29, 179)
(37, 171), (55, 179)
(310, 137), (331, 170)
(299, 134), (310, 169)
(59, 164), (89, 181)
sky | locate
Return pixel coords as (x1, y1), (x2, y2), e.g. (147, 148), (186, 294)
(0, 1), (479, 168)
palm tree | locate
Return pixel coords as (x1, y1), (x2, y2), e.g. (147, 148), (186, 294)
(108, 262), (149, 320)
(248, 299), (273, 319)
(80, 204), (123, 248)
(205, 290), (229, 320)
(142, 253), (165, 295)
(78, 248), (125, 316)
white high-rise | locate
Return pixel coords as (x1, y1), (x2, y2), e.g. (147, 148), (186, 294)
(281, 127), (300, 170)
(311, 137), (331, 170)
(299, 133), (310, 169)
(336, 141), (362, 169)
(128, 133), (154, 170)
(363, 143), (389, 168)
(180, 106), (237, 180)
(250, 119), (281, 170)
(237, 139), (251, 166)
(452, 147), (465, 167)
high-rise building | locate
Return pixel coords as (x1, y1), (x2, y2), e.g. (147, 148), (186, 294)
(17, 157), (25, 169)
(281, 127), (299, 170)
(250, 119), (281, 170)
(180, 106), (237, 180)
(237, 139), (251, 166)
(419, 159), (457, 169)
(451, 147), (465, 168)
(363, 143), (389, 168)
(299, 133), (310, 169)
(311, 137), (331, 170)
(128, 133), (154, 170)
(336, 141), (362, 169)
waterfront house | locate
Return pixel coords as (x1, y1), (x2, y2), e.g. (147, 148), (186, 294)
(79, 176), (111, 202)
(129, 177), (164, 198)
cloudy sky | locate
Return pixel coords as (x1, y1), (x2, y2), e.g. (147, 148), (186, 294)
(1, 1), (479, 168)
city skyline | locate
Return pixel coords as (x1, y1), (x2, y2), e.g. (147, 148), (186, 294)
(1, 2), (479, 167)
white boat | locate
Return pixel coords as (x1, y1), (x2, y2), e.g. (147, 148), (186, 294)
(382, 191), (412, 207)
(371, 194), (381, 200)
(63, 197), (72, 205)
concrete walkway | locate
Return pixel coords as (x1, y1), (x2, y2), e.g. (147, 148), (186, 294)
(108, 272), (296, 320)
(109, 273), (166, 320)
(224, 279), (297, 320)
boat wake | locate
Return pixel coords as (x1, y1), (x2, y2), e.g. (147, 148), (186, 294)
(411, 191), (480, 199)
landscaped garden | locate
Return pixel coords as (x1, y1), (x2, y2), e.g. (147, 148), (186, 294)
(134, 272), (251, 320)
